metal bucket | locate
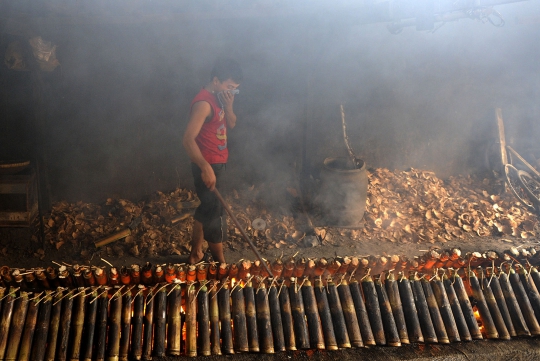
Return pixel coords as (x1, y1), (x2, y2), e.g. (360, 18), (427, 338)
(316, 157), (367, 228)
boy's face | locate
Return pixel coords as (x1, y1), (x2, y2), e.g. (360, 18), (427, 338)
(213, 77), (240, 93)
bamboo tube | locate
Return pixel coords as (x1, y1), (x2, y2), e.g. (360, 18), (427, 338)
(498, 271), (530, 336)
(238, 260), (252, 281)
(164, 264), (176, 284)
(327, 279), (351, 348)
(452, 273), (483, 340)
(396, 275), (424, 343)
(218, 283), (234, 354)
(119, 290), (132, 361)
(362, 275), (386, 345)
(421, 277), (449, 343)
(531, 267), (540, 295)
(338, 279), (364, 347)
(256, 282), (275, 353)
(481, 274), (511, 340)
(107, 290), (123, 361)
(35, 270), (50, 290)
(44, 290), (64, 361)
(141, 288), (154, 361)
(185, 283), (197, 357)
(82, 269), (96, 287)
(153, 286), (167, 357)
(131, 265), (141, 285)
(268, 283), (286, 352)
(120, 266), (132, 285)
(186, 265), (197, 283)
(431, 275), (460, 342)
(5, 291), (29, 361)
(141, 263), (153, 285)
(375, 277), (401, 346)
(385, 273), (409, 344)
(468, 270), (499, 339)
(209, 283), (222, 355)
(485, 272), (516, 337)
(278, 281), (296, 351)
(442, 274), (471, 341)
(349, 279), (376, 346)
(298, 279), (322, 350)
(68, 289), (86, 361)
(197, 264), (208, 282)
(337, 257), (351, 275)
(45, 268), (60, 289)
(244, 281), (260, 352)
(109, 267), (120, 286)
(80, 289), (98, 361)
(18, 294), (39, 361)
(153, 265), (165, 284)
(197, 284), (211, 356)
(313, 278), (337, 350)
(231, 283), (249, 352)
(313, 258), (328, 277)
(294, 258), (307, 278)
(282, 257), (295, 279)
(410, 275), (438, 343)
(304, 259), (316, 278)
(207, 264), (217, 281)
(56, 291), (74, 361)
(0, 287), (16, 360)
(508, 268), (540, 335)
(166, 284), (182, 356)
(518, 266), (540, 324)
(30, 291), (53, 361)
(130, 287), (145, 361)
(288, 279), (310, 349)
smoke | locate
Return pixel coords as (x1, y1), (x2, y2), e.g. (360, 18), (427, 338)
(1, 1), (538, 204)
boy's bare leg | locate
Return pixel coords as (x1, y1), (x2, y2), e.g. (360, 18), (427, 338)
(188, 220), (205, 264)
(207, 242), (226, 264)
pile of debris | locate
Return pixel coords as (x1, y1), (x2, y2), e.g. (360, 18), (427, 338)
(39, 168), (538, 260)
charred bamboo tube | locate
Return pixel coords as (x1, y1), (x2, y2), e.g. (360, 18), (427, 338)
(186, 283), (197, 357)
(44, 290), (64, 361)
(301, 279), (324, 350)
(131, 287), (145, 361)
(80, 289), (98, 361)
(468, 270), (499, 339)
(209, 285), (222, 355)
(119, 290), (132, 361)
(0, 287), (15, 360)
(256, 283), (274, 353)
(518, 266), (540, 324)
(55, 291), (74, 361)
(397, 275), (424, 343)
(531, 267), (540, 296)
(141, 289), (154, 361)
(313, 279), (338, 350)
(431, 276), (460, 342)
(289, 279), (310, 349)
(411, 275), (438, 343)
(452, 273), (483, 340)
(481, 275), (510, 340)
(385, 273), (409, 344)
(68, 289), (86, 361)
(328, 279), (351, 348)
(508, 268), (540, 335)
(338, 279), (364, 347)
(107, 290), (123, 361)
(278, 281), (297, 351)
(197, 284), (211, 356)
(375, 277), (401, 346)
(486, 273), (516, 337)
(268, 283), (286, 352)
(362, 275), (386, 345)
(421, 277), (449, 343)
(30, 291), (53, 361)
(167, 284), (182, 356)
(442, 274), (472, 341)
(218, 283), (234, 354)
(18, 294), (39, 361)
(349, 279), (376, 346)
(153, 286), (167, 357)
(5, 291), (29, 361)
(244, 281), (260, 352)
(231, 284), (249, 352)
(498, 271), (530, 336)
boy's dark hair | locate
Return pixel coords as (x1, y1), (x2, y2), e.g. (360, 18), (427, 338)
(211, 58), (243, 83)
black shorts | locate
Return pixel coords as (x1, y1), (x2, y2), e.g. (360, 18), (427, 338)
(192, 163), (228, 244)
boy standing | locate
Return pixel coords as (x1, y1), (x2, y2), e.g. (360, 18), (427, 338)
(183, 59), (242, 264)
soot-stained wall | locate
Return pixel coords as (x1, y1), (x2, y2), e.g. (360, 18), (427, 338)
(1, 2), (539, 204)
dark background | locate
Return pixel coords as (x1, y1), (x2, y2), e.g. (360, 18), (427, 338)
(1, 0), (539, 206)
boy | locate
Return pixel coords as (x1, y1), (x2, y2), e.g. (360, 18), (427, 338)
(183, 59), (242, 264)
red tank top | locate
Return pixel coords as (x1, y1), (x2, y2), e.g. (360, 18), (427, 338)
(191, 88), (228, 164)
